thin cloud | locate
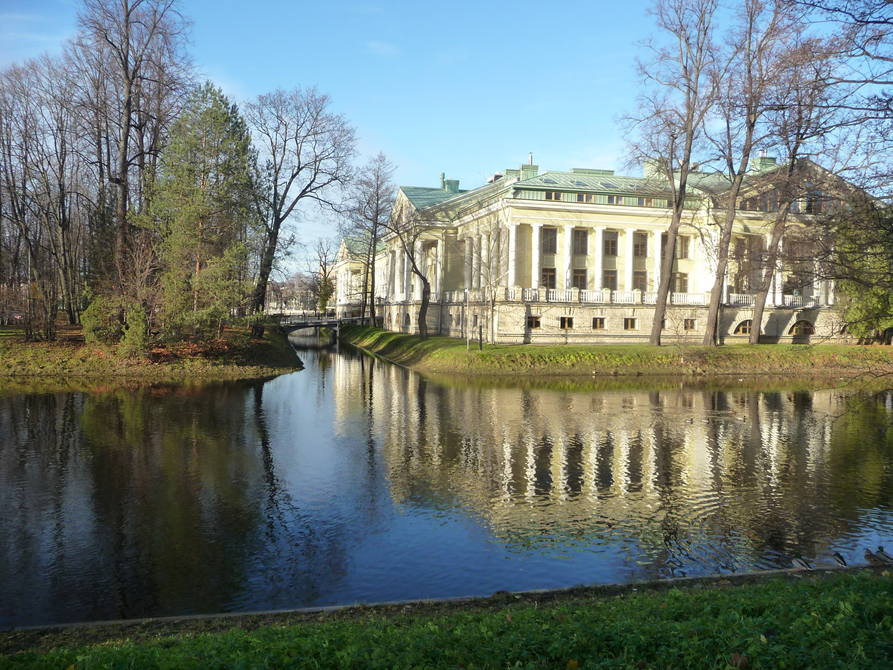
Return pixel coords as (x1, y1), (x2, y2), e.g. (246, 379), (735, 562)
(365, 40), (400, 57)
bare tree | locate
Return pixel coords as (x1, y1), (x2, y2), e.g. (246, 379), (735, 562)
(341, 153), (395, 324)
(702, 0), (799, 345)
(630, 0), (718, 345)
(307, 238), (337, 313)
(245, 88), (355, 334)
(77, 0), (190, 290)
(749, 38), (841, 343)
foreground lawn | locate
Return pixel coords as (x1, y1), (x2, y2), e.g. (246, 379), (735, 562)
(342, 326), (893, 378)
(0, 325), (300, 385)
(3, 571), (892, 669)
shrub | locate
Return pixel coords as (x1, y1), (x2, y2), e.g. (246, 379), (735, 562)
(119, 305), (149, 358)
(81, 295), (124, 344)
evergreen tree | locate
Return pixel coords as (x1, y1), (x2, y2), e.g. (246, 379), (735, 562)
(152, 82), (257, 338)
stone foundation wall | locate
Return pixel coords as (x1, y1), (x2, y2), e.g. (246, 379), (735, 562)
(378, 300), (849, 345)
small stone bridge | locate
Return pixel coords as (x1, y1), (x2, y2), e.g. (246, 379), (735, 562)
(277, 315), (365, 337)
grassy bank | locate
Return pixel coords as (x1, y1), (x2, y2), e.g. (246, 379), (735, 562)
(3, 570), (892, 668)
(342, 326), (893, 378)
(0, 324), (300, 384)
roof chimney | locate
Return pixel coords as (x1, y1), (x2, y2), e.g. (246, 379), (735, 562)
(444, 179), (460, 193)
(528, 152), (534, 165)
(520, 163), (539, 181)
(440, 172), (446, 189)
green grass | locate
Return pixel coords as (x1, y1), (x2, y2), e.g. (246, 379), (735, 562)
(3, 571), (892, 669)
(341, 326), (893, 378)
(0, 325), (300, 386)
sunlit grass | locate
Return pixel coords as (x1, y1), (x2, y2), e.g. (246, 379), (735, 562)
(342, 326), (893, 378)
(4, 571), (892, 669)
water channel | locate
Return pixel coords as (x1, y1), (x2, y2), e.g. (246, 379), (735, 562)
(2, 337), (893, 627)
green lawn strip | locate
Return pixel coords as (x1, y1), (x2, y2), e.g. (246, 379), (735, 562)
(0, 327), (300, 384)
(3, 572), (892, 669)
(341, 326), (893, 378)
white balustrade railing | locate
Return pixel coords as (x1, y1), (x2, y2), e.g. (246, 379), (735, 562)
(642, 292), (657, 304)
(728, 293), (754, 306)
(612, 290), (636, 304)
(580, 289), (607, 303)
(671, 292), (707, 305)
(522, 288), (540, 302)
(546, 289), (574, 302)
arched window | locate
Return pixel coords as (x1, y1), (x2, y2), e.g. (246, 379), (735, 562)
(734, 320), (752, 335)
(403, 313), (411, 326)
(788, 320), (814, 336)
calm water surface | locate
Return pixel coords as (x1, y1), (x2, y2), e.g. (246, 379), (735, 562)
(2, 340), (893, 627)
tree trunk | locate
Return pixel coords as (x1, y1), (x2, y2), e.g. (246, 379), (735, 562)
(749, 209), (788, 344)
(417, 276), (430, 339)
(703, 197), (742, 345)
(250, 217), (283, 336)
(114, 76), (132, 291)
(368, 224), (379, 325)
(650, 222), (679, 345)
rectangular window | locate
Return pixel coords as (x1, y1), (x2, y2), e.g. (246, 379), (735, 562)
(572, 269), (587, 289)
(633, 232), (648, 257)
(542, 228), (557, 254)
(675, 236), (690, 259)
(472, 314), (478, 327)
(572, 229), (588, 255)
(541, 267), (556, 289)
(607, 195), (623, 205)
(592, 317), (605, 330)
(624, 318), (637, 330)
(633, 271), (647, 292)
(637, 197), (653, 207)
(603, 270), (618, 291)
(576, 193), (593, 203)
(672, 272), (689, 293)
(603, 231), (618, 256)
(545, 191), (562, 201)
(560, 316), (574, 329)
(527, 315), (541, 329)
(684, 318), (696, 331)
(734, 237), (746, 258)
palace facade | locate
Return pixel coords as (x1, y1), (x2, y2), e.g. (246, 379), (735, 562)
(335, 159), (846, 343)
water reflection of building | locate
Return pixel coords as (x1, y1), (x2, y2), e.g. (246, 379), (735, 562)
(330, 352), (880, 574)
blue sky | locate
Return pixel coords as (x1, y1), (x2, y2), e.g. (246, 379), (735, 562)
(1, 0), (655, 268)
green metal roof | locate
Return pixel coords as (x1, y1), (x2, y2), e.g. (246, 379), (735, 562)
(515, 170), (673, 196)
(400, 186), (468, 209)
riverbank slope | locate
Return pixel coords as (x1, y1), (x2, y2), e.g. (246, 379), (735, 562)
(341, 326), (893, 378)
(2, 570), (891, 668)
(0, 325), (300, 385)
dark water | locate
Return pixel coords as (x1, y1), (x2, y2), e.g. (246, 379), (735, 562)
(2, 343), (893, 628)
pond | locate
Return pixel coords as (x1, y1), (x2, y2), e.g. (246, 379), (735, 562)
(2, 340), (893, 627)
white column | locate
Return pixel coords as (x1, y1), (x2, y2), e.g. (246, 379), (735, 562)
(651, 230), (662, 292)
(594, 226), (604, 290)
(463, 238), (472, 289)
(508, 223), (517, 286)
(435, 236), (445, 295)
(471, 236), (481, 290)
(401, 249), (409, 300)
(564, 225), (574, 289)
(481, 233), (491, 288)
(531, 223), (542, 288)
(624, 228), (635, 291)
(413, 239), (423, 298)
(774, 268), (784, 306)
(811, 260), (822, 305)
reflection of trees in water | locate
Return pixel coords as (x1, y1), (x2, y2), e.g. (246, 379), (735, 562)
(0, 380), (353, 626)
(341, 363), (893, 575)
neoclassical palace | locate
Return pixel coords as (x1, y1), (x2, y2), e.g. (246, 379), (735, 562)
(335, 159), (845, 343)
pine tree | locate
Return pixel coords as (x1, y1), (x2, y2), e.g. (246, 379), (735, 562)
(152, 82), (257, 338)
